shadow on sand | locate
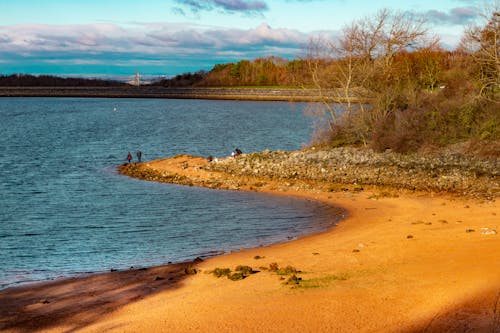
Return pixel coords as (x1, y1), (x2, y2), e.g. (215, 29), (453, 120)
(0, 260), (199, 333)
(401, 287), (500, 333)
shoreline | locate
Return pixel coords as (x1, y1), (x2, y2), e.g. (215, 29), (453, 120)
(0, 189), (344, 292)
(1, 153), (499, 332)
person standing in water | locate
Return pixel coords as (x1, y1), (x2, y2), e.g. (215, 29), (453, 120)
(136, 150), (142, 163)
(127, 152), (132, 164)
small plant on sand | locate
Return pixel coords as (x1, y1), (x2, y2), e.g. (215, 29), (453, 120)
(253, 255), (265, 260)
(269, 262), (279, 272)
(276, 265), (300, 276)
(368, 191), (399, 199)
(209, 265), (256, 281)
(235, 265), (254, 275)
(228, 272), (245, 281)
(267, 263), (304, 287)
(299, 273), (349, 289)
(210, 268), (231, 278)
(228, 265), (256, 280)
(284, 274), (302, 286)
(184, 266), (197, 275)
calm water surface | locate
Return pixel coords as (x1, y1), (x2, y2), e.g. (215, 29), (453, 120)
(0, 98), (342, 289)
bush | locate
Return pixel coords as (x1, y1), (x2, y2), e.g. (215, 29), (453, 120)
(211, 268), (231, 278)
(228, 272), (245, 281)
(276, 265), (300, 276)
(235, 265), (254, 275)
(284, 274), (302, 285)
(269, 262), (279, 272)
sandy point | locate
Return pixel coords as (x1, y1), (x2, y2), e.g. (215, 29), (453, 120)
(1, 155), (499, 333)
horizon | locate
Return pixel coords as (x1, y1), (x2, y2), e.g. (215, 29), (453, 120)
(0, 0), (494, 77)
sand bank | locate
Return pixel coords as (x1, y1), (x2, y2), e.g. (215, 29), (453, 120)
(1, 155), (499, 332)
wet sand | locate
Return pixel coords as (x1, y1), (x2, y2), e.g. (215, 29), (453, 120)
(1, 155), (499, 332)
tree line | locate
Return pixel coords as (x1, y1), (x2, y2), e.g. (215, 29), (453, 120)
(0, 74), (125, 87)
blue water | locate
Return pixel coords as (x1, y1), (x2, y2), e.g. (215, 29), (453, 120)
(0, 97), (342, 289)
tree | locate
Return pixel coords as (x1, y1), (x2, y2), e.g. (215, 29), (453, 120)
(461, 3), (500, 99)
(302, 9), (430, 145)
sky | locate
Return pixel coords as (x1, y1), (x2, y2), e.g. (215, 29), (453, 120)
(0, 0), (491, 79)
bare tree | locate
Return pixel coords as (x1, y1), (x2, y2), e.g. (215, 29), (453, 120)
(303, 8), (429, 145)
(461, 1), (500, 100)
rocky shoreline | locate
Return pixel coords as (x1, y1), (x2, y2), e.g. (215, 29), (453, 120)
(120, 147), (498, 199)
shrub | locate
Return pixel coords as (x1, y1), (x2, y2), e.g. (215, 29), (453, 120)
(284, 274), (302, 285)
(228, 272), (245, 281)
(211, 268), (231, 278)
(235, 265), (254, 275)
(184, 266), (197, 275)
(276, 265), (300, 276)
(269, 262), (279, 272)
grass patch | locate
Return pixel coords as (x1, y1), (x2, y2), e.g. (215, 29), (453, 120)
(284, 274), (302, 286)
(235, 265), (254, 275)
(268, 263), (301, 275)
(228, 272), (245, 281)
(184, 266), (197, 275)
(269, 262), (279, 272)
(299, 274), (349, 289)
(209, 268), (231, 278)
(208, 265), (256, 281)
(368, 191), (400, 199)
(276, 265), (301, 276)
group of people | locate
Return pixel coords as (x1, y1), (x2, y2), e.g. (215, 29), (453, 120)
(126, 150), (142, 164)
(231, 148), (242, 158)
(128, 147), (243, 164)
(207, 148), (243, 163)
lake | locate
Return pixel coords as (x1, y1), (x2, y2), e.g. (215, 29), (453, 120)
(0, 97), (342, 289)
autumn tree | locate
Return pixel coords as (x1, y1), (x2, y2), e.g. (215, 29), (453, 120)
(461, 3), (500, 99)
(303, 9), (430, 146)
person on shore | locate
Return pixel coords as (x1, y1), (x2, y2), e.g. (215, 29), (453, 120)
(127, 152), (132, 164)
(233, 148), (242, 158)
(136, 150), (142, 163)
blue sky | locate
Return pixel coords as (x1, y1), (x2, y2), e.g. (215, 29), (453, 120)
(0, 0), (488, 78)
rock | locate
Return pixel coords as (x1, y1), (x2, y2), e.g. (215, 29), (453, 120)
(480, 228), (497, 235)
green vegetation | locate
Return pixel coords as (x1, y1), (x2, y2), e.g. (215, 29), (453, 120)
(210, 268), (231, 278)
(208, 265), (256, 281)
(298, 274), (349, 289)
(184, 266), (197, 275)
(276, 265), (301, 276)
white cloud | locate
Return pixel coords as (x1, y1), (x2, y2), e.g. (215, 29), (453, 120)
(0, 21), (313, 74)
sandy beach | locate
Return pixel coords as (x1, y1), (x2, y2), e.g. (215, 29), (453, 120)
(1, 155), (499, 332)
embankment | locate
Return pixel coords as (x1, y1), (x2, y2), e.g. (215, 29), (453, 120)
(0, 86), (359, 102)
